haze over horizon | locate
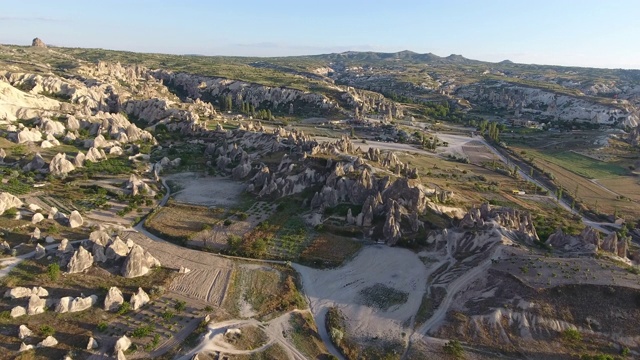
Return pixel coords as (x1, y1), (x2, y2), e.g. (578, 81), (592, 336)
(1, 0), (639, 69)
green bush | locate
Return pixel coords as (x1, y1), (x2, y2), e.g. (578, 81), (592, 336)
(40, 325), (55, 337)
(562, 328), (582, 343)
(47, 263), (60, 281)
(174, 300), (187, 312)
(117, 301), (131, 315)
(97, 322), (108, 332)
(131, 324), (153, 338)
(443, 340), (464, 358)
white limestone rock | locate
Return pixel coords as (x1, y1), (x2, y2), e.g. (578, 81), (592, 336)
(27, 294), (46, 315)
(31, 212), (44, 224)
(48, 207), (58, 220)
(68, 210), (83, 228)
(11, 306), (26, 318)
(5, 286), (48, 299)
(37, 335), (58, 347)
(56, 295), (98, 313)
(67, 246), (93, 273)
(104, 287), (124, 311)
(105, 237), (129, 259)
(87, 336), (99, 350)
(114, 335), (132, 353)
(130, 287), (150, 310)
(18, 324), (32, 339)
(0, 192), (23, 215)
(34, 244), (46, 259)
(49, 152), (76, 176)
(19, 342), (33, 352)
(121, 245), (160, 278)
(57, 238), (73, 253)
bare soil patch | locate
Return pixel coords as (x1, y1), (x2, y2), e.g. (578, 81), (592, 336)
(165, 173), (245, 207)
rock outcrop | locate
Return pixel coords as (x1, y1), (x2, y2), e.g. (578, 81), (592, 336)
(68, 210), (83, 228)
(114, 335), (132, 353)
(4, 286), (48, 299)
(130, 287), (150, 310)
(19, 342), (33, 352)
(67, 246), (93, 273)
(104, 287), (124, 311)
(31, 38), (46, 48)
(105, 237), (129, 259)
(11, 306), (26, 318)
(87, 336), (99, 350)
(37, 335), (58, 347)
(57, 238), (73, 253)
(56, 295), (98, 313)
(49, 153), (76, 176)
(0, 192), (23, 215)
(34, 244), (46, 259)
(27, 294), (47, 315)
(18, 324), (32, 339)
(121, 245), (160, 278)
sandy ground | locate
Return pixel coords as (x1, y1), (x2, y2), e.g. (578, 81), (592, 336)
(181, 311), (312, 360)
(121, 231), (234, 306)
(294, 245), (427, 343)
(165, 173), (245, 207)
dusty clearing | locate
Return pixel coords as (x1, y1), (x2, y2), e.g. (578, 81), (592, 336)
(166, 173), (245, 207)
(122, 231), (234, 306)
(294, 245), (427, 343)
(145, 201), (227, 242)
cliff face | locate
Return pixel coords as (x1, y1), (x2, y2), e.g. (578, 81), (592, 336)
(456, 82), (639, 127)
(150, 70), (339, 114)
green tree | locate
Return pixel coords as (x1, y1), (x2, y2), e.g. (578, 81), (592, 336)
(443, 340), (464, 358)
(47, 263), (60, 281)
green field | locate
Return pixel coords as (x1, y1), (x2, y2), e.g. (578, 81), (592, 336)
(529, 150), (627, 179)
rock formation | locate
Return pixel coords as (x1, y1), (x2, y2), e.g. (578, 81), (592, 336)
(104, 287), (124, 311)
(18, 324), (32, 339)
(130, 287), (150, 310)
(4, 286), (48, 299)
(68, 210), (83, 228)
(67, 246), (93, 273)
(27, 294), (46, 315)
(87, 336), (99, 350)
(121, 245), (160, 278)
(57, 238), (73, 253)
(105, 237), (129, 259)
(37, 335), (58, 347)
(11, 306), (26, 318)
(19, 342), (33, 352)
(55, 295), (98, 313)
(49, 153), (76, 176)
(0, 192), (23, 215)
(32, 212), (44, 224)
(31, 38), (46, 48)
(114, 335), (132, 353)
(34, 244), (46, 259)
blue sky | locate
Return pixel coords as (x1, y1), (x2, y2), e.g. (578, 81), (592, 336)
(1, 0), (639, 69)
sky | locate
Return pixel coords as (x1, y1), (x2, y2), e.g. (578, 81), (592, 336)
(1, 0), (639, 69)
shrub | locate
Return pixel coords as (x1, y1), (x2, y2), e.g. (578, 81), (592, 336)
(117, 301), (131, 315)
(174, 300), (187, 312)
(443, 340), (464, 358)
(47, 263), (60, 281)
(40, 325), (55, 337)
(97, 322), (108, 332)
(562, 328), (582, 343)
(131, 325), (153, 338)
(4, 207), (17, 218)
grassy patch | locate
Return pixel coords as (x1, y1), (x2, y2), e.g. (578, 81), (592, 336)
(299, 234), (363, 268)
(357, 283), (409, 311)
(288, 311), (329, 358)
